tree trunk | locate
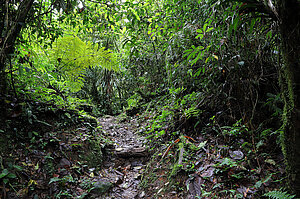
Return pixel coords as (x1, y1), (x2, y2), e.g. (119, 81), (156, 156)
(278, 0), (300, 196)
(0, 0), (33, 121)
(0, 0), (34, 85)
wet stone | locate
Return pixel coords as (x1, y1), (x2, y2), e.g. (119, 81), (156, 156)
(91, 180), (113, 194)
(97, 115), (148, 198)
(139, 191), (146, 198)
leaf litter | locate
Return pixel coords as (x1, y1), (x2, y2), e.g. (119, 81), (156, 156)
(1, 110), (286, 199)
(1, 112), (149, 199)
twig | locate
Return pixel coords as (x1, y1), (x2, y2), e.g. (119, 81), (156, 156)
(178, 147), (184, 165)
(161, 136), (195, 161)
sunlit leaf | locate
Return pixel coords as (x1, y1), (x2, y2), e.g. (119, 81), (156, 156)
(212, 54), (218, 60)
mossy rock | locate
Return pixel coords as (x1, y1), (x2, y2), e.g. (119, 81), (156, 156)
(116, 113), (128, 122)
(91, 180), (113, 194)
(80, 115), (98, 127)
(81, 139), (103, 168)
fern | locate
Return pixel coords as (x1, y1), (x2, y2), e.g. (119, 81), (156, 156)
(263, 190), (295, 199)
(50, 35), (119, 92)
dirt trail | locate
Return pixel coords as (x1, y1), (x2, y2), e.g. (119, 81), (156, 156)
(94, 115), (148, 199)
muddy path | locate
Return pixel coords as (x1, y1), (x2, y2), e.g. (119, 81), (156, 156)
(94, 115), (149, 199)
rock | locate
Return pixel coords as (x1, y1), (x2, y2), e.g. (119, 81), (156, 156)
(115, 148), (124, 152)
(122, 182), (130, 189)
(115, 177), (123, 185)
(133, 173), (141, 179)
(91, 180), (113, 194)
(115, 147), (148, 158)
(59, 158), (71, 168)
(229, 150), (244, 160)
(139, 191), (146, 198)
(133, 166), (143, 171)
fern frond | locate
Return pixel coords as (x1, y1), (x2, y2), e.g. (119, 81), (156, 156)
(263, 190), (295, 199)
(50, 35), (118, 92)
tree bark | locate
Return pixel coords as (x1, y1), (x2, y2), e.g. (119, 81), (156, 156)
(278, 0), (300, 196)
(0, 0), (34, 60)
(0, 0), (34, 121)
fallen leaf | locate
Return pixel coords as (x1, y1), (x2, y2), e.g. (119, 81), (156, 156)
(200, 166), (215, 178)
(244, 187), (250, 197)
(186, 174), (203, 197)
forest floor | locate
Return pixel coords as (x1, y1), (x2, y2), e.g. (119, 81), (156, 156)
(1, 107), (287, 199)
(95, 115), (149, 199)
(95, 114), (286, 199)
(1, 110), (151, 199)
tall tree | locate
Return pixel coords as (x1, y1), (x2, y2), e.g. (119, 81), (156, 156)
(231, 0), (300, 195)
(0, 0), (34, 90)
(0, 0), (34, 120)
(278, 0), (300, 196)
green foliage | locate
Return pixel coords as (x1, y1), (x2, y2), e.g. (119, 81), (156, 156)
(51, 34), (118, 92)
(0, 0), (292, 197)
(221, 120), (249, 137)
(264, 93), (283, 117)
(127, 93), (141, 109)
(14, 26), (122, 114)
(0, 168), (17, 184)
(0, 155), (21, 187)
(82, 138), (103, 169)
(253, 174), (273, 189)
(263, 190), (295, 199)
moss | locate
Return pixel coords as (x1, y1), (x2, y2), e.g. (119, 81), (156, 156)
(82, 139), (103, 168)
(278, 12), (300, 193)
(80, 114), (98, 127)
(278, 56), (295, 159)
(170, 163), (183, 177)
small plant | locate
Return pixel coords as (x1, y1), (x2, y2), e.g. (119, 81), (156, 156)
(127, 96), (139, 109)
(0, 168), (17, 184)
(264, 93), (283, 117)
(0, 160), (22, 194)
(221, 119), (248, 137)
(263, 190), (295, 199)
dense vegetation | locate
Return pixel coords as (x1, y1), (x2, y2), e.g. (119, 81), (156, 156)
(0, 0), (299, 198)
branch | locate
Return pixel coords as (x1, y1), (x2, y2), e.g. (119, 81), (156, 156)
(264, 0), (279, 20)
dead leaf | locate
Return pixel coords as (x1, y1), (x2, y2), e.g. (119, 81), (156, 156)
(17, 188), (28, 197)
(186, 175), (203, 197)
(244, 187), (250, 197)
(200, 166), (215, 178)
